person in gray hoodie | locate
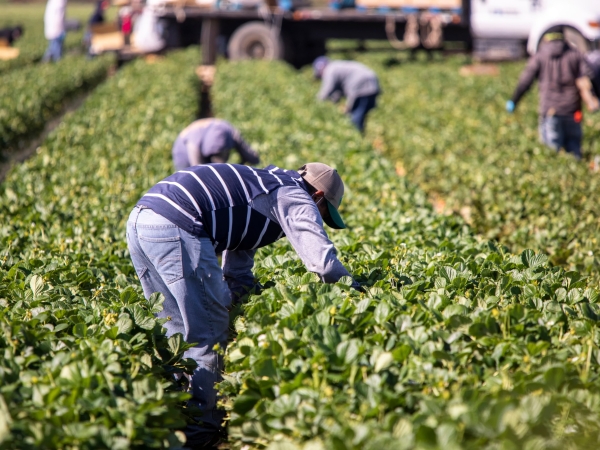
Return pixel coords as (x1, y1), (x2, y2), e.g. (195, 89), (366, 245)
(506, 26), (597, 160)
(172, 118), (260, 171)
(314, 57), (380, 133)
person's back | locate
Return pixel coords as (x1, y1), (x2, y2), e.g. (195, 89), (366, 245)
(316, 58), (380, 133)
(319, 60), (379, 107)
(44, 0), (67, 41)
(172, 119), (259, 170)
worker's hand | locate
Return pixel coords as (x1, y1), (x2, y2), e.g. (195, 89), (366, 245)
(506, 100), (515, 114)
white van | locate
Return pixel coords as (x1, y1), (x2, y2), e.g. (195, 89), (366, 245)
(470, 0), (600, 56)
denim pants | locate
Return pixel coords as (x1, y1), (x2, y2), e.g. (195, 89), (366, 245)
(350, 93), (378, 133)
(539, 115), (583, 159)
(126, 206), (230, 432)
(42, 33), (65, 63)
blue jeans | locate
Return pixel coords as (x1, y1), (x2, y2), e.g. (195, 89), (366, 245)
(42, 33), (65, 63)
(126, 206), (230, 432)
(539, 115), (583, 159)
(350, 93), (378, 133)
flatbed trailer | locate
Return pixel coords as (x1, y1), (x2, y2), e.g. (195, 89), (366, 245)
(156, 1), (471, 67)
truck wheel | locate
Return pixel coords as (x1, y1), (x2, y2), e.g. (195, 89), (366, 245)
(564, 27), (590, 53)
(228, 22), (284, 61)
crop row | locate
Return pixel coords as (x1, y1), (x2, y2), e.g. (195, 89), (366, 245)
(0, 4), (94, 74)
(0, 54), (112, 154)
(354, 52), (600, 283)
(0, 48), (199, 449)
(212, 60), (600, 449)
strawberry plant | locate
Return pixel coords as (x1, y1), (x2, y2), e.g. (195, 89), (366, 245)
(0, 48), (199, 449)
(352, 52), (600, 282)
(212, 60), (600, 449)
(0, 54), (112, 153)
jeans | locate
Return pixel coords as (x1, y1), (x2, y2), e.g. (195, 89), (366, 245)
(350, 93), (378, 133)
(539, 115), (583, 159)
(126, 206), (230, 432)
(42, 33), (65, 63)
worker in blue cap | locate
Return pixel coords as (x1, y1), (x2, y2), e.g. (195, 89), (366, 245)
(313, 56), (381, 133)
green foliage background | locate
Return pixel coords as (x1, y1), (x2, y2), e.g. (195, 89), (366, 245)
(212, 60), (600, 450)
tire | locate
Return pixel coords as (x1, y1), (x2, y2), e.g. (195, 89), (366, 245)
(227, 22), (284, 61)
(564, 27), (590, 54)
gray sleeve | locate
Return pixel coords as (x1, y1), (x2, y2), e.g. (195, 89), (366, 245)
(317, 70), (339, 102)
(232, 130), (260, 165)
(271, 186), (352, 283)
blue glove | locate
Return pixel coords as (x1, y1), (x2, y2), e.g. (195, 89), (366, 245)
(506, 100), (515, 113)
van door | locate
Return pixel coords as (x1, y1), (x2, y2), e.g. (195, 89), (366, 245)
(471, 0), (544, 40)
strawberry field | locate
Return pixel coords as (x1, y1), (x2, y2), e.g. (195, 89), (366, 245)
(1, 16), (600, 449)
(0, 4), (97, 73)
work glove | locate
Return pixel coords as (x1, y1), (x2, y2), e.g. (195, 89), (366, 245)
(506, 100), (515, 113)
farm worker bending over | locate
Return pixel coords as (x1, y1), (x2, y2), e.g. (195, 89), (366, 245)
(42, 0), (67, 63)
(506, 26), (598, 160)
(127, 162), (360, 446)
(172, 118), (260, 171)
(314, 56), (381, 133)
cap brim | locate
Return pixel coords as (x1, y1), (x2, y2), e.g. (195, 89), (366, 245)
(324, 201), (346, 229)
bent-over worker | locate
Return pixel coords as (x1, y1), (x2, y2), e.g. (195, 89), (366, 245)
(172, 119), (260, 171)
(506, 26), (598, 160)
(314, 57), (381, 133)
(126, 162), (360, 447)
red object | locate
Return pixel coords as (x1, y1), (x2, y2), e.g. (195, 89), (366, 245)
(574, 110), (583, 123)
(122, 16), (132, 34)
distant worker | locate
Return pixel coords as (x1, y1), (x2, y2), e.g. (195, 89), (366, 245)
(42, 0), (67, 63)
(314, 57), (381, 133)
(172, 119), (260, 171)
(127, 162), (361, 447)
(84, 0), (109, 56)
(132, 6), (165, 53)
(0, 26), (23, 46)
(506, 26), (598, 160)
(89, 0), (108, 25)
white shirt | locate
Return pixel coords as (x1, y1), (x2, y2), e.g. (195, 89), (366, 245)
(44, 0), (67, 40)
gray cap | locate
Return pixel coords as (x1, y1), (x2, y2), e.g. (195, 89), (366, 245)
(298, 162), (346, 229)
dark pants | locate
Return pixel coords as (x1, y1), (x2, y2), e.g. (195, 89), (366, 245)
(350, 94), (378, 133)
(539, 115), (583, 160)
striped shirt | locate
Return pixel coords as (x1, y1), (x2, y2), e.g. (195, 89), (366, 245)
(138, 164), (306, 253)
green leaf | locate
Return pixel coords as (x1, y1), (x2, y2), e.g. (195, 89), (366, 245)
(374, 352), (394, 373)
(116, 316), (133, 335)
(30, 275), (44, 299)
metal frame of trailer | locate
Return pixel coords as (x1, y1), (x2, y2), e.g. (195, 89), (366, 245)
(155, 0), (471, 66)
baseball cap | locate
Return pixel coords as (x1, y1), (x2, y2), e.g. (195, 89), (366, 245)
(298, 162), (346, 229)
(313, 56), (329, 79)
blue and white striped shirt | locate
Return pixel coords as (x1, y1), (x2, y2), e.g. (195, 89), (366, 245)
(138, 164), (305, 253)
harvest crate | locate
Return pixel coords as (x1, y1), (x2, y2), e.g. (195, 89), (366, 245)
(0, 46), (19, 60)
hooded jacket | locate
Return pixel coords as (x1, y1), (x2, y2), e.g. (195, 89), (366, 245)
(511, 40), (593, 116)
(317, 61), (380, 111)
